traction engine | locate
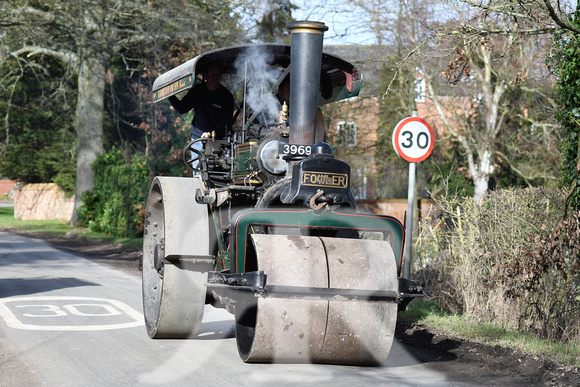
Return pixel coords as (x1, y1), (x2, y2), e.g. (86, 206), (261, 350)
(142, 21), (423, 365)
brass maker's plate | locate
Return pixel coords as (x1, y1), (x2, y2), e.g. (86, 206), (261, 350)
(301, 171), (348, 189)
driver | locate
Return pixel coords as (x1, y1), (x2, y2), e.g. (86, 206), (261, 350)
(169, 65), (234, 141)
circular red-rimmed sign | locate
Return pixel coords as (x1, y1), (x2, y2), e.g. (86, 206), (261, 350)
(392, 117), (434, 162)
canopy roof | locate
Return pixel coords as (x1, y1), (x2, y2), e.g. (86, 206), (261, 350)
(152, 44), (361, 106)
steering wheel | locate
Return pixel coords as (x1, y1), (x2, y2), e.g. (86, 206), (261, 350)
(183, 138), (209, 173)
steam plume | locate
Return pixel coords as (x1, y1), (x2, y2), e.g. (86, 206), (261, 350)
(234, 46), (283, 125)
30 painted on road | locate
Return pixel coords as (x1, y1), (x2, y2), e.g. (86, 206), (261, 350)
(0, 296), (143, 331)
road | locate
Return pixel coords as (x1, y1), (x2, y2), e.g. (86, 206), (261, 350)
(0, 231), (475, 386)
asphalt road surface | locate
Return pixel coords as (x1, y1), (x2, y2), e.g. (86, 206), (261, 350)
(0, 231), (478, 386)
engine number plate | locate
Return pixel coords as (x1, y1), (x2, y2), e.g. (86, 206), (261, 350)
(278, 143), (312, 157)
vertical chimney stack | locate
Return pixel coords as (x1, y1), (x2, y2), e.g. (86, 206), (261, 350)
(287, 21), (328, 146)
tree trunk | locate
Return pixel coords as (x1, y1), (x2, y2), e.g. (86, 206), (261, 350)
(473, 174), (489, 203)
(71, 56), (106, 223)
(471, 149), (492, 203)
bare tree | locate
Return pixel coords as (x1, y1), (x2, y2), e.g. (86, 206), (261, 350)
(455, 0), (580, 37)
(413, 1), (564, 200)
(423, 38), (527, 200)
(0, 0), (241, 221)
(336, 0), (561, 201)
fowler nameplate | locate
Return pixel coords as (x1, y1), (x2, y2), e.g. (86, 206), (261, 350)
(301, 171), (348, 189)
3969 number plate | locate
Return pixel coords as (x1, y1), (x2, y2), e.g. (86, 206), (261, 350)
(278, 143), (312, 156)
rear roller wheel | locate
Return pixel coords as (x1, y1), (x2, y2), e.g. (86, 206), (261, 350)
(142, 177), (210, 338)
(235, 234), (398, 365)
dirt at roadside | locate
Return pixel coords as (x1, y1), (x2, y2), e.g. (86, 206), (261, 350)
(2, 228), (579, 386)
(396, 321), (579, 386)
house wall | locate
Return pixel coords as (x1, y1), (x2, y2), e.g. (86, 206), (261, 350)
(322, 96), (380, 199)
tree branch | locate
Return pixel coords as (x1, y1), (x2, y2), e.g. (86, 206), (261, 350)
(460, 24), (557, 37)
(542, 0), (580, 35)
(10, 46), (78, 67)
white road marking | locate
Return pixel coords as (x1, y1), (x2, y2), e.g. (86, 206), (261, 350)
(0, 296), (144, 331)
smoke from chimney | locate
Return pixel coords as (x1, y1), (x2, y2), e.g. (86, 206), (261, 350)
(234, 46), (283, 125)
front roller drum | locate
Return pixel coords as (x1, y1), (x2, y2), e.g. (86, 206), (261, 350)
(235, 235), (398, 365)
(142, 176), (210, 338)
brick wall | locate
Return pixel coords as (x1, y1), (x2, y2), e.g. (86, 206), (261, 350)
(358, 198), (408, 223)
(0, 180), (16, 196)
(13, 183), (74, 221)
(357, 198), (440, 226)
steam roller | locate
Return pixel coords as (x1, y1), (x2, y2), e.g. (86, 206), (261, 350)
(142, 20), (423, 365)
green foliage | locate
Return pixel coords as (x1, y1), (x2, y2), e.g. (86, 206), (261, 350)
(102, 50), (192, 178)
(0, 57), (77, 194)
(552, 5), (580, 210)
(398, 299), (449, 322)
(78, 148), (150, 238)
(487, 79), (561, 192)
(426, 139), (474, 198)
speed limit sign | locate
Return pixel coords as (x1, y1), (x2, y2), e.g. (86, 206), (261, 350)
(392, 117), (434, 162)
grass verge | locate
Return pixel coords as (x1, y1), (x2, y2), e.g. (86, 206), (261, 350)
(399, 299), (580, 367)
(0, 206), (142, 249)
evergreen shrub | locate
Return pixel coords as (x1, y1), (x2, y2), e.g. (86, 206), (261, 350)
(78, 148), (150, 238)
(552, 5), (580, 211)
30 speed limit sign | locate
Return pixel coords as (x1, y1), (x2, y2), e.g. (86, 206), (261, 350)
(392, 117), (434, 162)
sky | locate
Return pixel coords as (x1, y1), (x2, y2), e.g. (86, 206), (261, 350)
(292, 0), (580, 46)
(291, 0), (376, 45)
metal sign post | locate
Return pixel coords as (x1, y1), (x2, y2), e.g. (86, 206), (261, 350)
(392, 111), (434, 279)
(404, 161), (416, 279)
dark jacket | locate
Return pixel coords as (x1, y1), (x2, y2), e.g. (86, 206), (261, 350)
(169, 83), (234, 139)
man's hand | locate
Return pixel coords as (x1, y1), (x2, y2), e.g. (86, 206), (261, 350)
(201, 132), (211, 138)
